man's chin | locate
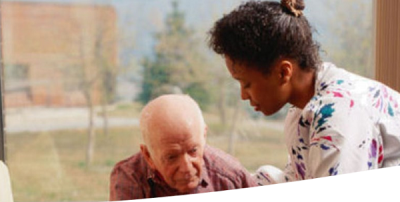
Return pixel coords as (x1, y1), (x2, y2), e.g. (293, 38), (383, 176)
(175, 180), (199, 193)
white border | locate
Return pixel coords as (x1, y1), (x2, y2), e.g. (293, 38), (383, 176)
(121, 167), (400, 202)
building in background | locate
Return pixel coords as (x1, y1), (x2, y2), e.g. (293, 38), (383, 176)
(1, 2), (117, 108)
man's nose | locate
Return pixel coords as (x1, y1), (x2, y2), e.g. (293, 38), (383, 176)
(178, 153), (194, 173)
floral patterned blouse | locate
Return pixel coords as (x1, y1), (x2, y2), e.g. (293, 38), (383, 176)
(255, 62), (400, 185)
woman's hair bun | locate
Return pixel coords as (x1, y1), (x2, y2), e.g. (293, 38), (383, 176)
(281, 0), (305, 17)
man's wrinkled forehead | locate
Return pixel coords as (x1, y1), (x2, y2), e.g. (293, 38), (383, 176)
(140, 95), (204, 133)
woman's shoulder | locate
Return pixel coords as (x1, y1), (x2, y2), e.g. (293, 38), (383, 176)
(313, 62), (379, 104)
(316, 62), (381, 91)
(315, 62), (400, 106)
(316, 62), (358, 90)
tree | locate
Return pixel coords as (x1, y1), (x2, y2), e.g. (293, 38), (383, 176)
(93, 12), (118, 137)
(138, 1), (212, 109)
(63, 6), (118, 165)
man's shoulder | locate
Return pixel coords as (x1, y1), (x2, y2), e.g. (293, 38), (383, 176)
(203, 145), (247, 176)
(113, 152), (143, 166)
(111, 152), (148, 178)
(110, 152), (152, 199)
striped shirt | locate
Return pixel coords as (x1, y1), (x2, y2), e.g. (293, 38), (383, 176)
(109, 145), (257, 200)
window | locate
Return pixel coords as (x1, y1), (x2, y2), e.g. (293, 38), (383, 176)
(0, 0), (378, 201)
(4, 64), (31, 107)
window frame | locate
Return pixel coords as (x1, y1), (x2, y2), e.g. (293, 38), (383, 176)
(0, 0), (398, 196)
(0, 2), (6, 163)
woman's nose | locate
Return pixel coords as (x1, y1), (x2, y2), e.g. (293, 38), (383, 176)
(241, 88), (250, 100)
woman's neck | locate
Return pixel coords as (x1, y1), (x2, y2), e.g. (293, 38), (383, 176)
(289, 68), (316, 109)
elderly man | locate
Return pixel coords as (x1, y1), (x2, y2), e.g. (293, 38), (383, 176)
(109, 94), (257, 200)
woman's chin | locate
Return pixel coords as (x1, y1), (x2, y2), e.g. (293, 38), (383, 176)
(260, 108), (281, 116)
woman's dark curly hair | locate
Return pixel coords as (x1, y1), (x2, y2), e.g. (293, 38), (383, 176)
(208, 0), (321, 74)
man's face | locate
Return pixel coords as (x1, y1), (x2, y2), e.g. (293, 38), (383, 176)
(144, 123), (206, 194)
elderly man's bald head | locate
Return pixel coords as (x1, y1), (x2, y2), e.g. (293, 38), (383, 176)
(140, 94), (206, 150)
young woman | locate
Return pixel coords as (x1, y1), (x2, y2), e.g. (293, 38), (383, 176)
(208, 0), (400, 185)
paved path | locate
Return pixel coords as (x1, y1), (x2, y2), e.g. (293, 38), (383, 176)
(4, 107), (284, 134)
(5, 107), (138, 134)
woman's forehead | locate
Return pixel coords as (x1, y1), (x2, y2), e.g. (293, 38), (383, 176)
(225, 58), (249, 80)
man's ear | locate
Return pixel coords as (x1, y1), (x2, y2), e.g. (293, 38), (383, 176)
(140, 144), (156, 169)
(278, 60), (293, 84)
(204, 125), (208, 140)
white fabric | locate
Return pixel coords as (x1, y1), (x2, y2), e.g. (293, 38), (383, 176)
(255, 62), (400, 185)
(0, 161), (14, 202)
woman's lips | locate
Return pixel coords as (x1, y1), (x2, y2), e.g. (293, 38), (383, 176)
(252, 104), (260, 111)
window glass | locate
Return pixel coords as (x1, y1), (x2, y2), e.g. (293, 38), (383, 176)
(1, 0), (373, 201)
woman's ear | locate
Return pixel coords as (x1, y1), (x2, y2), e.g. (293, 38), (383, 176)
(140, 144), (156, 170)
(278, 60), (293, 84)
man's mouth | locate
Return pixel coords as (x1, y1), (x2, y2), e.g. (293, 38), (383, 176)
(177, 174), (198, 183)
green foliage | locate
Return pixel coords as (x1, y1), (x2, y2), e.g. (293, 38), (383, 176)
(138, 57), (171, 103)
(138, 1), (213, 108)
(185, 82), (211, 110)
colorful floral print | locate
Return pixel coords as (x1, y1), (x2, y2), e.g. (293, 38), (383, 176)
(255, 62), (400, 185)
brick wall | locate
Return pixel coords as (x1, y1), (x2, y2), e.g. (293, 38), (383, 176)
(1, 2), (117, 108)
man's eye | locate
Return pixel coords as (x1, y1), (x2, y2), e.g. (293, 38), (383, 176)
(243, 83), (250, 89)
(166, 155), (177, 161)
(189, 148), (198, 155)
